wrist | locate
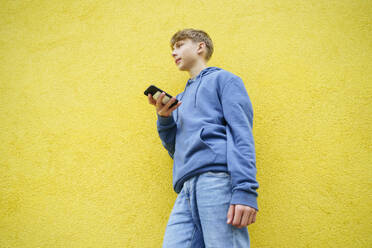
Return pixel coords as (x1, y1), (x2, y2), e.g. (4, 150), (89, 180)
(157, 113), (174, 125)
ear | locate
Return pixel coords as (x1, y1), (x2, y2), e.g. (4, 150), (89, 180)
(197, 42), (205, 51)
(197, 42), (206, 56)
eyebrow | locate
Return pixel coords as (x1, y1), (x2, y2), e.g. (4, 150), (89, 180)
(172, 40), (184, 49)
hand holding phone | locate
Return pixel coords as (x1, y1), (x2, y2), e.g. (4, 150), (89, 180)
(144, 85), (182, 117)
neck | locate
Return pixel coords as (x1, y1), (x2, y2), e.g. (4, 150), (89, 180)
(189, 61), (208, 80)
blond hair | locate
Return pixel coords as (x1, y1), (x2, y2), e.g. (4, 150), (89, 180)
(170, 28), (214, 62)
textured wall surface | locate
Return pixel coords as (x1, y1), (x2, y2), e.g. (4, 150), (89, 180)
(0, 0), (371, 247)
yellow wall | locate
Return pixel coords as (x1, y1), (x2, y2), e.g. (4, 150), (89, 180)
(1, 0), (371, 247)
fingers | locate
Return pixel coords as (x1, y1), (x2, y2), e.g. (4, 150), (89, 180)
(156, 92), (166, 109)
(164, 95), (178, 109)
(157, 92), (182, 116)
(247, 210), (255, 225)
(226, 205), (234, 224)
(252, 211), (256, 223)
(166, 100), (182, 112)
(148, 93), (156, 105)
(158, 97), (179, 116)
(228, 205), (257, 228)
(240, 210), (251, 227)
(232, 205), (243, 227)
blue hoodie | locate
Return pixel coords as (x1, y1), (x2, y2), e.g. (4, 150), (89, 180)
(156, 66), (259, 211)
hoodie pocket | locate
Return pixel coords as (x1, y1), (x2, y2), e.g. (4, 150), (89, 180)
(199, 125), (227, 165)
(179, 127), (217, 166)
(199, 127), (216, 154)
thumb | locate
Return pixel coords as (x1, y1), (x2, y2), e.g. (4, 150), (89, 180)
(227, 204), (235, 224)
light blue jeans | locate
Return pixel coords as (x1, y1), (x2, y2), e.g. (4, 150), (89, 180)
(162, 171), (250, 247)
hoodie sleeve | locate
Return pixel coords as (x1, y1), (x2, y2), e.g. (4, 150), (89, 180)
(156, 113), (177, 159)
(221, 77), (259, 211)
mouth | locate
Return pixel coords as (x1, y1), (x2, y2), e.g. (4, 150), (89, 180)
(175, 58), (181, 64)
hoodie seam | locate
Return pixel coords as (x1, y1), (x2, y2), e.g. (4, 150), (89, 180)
(221, 77), (237, 97)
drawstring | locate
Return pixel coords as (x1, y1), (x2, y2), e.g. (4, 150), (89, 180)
(175, 73), (201, 122)
(175, 80), (189, 123)
(175, 67), (220, 122)
(194, 73), (204, 108)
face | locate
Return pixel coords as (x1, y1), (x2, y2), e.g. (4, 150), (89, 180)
(171, 38), (205, 71)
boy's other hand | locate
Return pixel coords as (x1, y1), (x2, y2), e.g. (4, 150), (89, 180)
(148, 92), (182, 117)
(226, 204), (257, 228)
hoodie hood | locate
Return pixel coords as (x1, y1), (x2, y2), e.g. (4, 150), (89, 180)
(181, 66), (222, 108)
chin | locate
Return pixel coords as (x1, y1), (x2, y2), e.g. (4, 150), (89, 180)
(177, 63), (189, 71)
(176, 65), (185, 71)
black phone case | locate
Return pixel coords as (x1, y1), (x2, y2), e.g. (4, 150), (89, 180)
(144, 85), (178, 109)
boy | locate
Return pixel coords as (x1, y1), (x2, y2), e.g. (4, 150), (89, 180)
(147, 28), (259, 247)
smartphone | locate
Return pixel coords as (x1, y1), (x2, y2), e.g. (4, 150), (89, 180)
(144, 85), (179, 109)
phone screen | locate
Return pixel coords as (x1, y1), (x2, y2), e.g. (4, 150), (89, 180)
(153, 91), (171, 104)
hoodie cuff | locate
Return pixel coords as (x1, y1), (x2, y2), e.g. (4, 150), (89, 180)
(157, 113), (175, 126)
(230, 189), (259, 212)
